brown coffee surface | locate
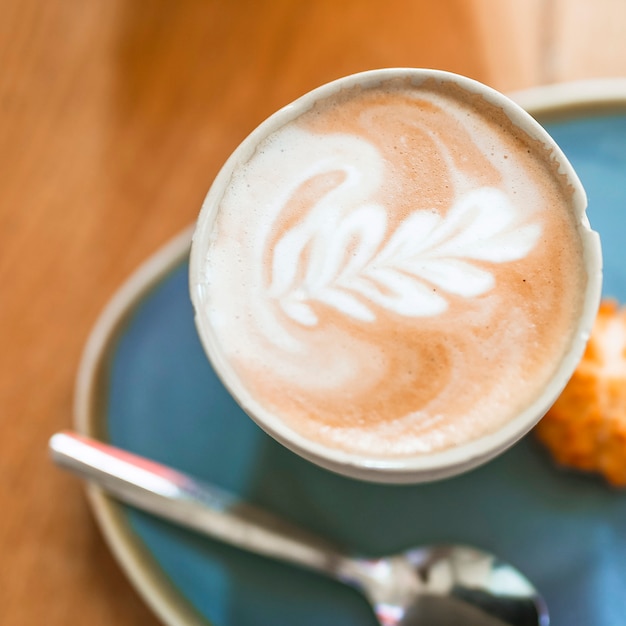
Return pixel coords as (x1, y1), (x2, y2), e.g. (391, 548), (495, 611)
(195, 77), (587, 457)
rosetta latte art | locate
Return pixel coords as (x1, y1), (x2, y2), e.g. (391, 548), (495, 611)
(268, 135), (542, 326)
(195, 82), (586, 459)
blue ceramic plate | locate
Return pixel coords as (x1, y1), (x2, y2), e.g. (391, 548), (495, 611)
(75, 81), (626, 626)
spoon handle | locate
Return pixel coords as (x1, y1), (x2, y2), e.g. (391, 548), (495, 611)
(49, 431), (355, 580)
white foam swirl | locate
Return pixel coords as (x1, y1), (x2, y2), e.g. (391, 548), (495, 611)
(268, 136), (542, 326)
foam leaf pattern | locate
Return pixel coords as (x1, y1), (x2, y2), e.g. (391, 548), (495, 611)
(269, 186), (542, 326)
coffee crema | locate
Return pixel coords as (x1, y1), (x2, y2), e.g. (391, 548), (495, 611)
(193, 77), (588, 459)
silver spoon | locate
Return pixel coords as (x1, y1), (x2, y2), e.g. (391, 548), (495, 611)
(49, 431), (548, 626)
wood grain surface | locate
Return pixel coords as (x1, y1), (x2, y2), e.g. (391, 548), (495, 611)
(1, 1), (625, 624)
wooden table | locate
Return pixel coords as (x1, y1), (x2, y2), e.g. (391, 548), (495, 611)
(2, 1), (625, 623)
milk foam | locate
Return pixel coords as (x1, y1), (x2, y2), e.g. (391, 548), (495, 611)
(269, 166), (542, 325)
(196, 80), (586, 458)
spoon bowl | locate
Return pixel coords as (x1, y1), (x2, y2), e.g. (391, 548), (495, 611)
(49, 431), (548, 626)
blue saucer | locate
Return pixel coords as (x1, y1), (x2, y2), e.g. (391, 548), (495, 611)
(78, 87), (626, 626)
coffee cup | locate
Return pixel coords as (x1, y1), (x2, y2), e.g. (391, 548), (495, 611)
(189, 68), (602, 483)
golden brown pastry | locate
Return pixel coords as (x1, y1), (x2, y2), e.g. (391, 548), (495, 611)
(535, 300), (626, 486)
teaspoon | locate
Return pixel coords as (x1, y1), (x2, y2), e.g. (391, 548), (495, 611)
(49, 431), (548, 626)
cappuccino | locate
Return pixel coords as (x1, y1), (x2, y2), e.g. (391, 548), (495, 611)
(191, 70), (601, 481)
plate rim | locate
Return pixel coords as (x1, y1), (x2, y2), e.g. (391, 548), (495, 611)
(511, 77), (626, 113)
(74, 226), (209, 626)
(73, 77), (626, 626)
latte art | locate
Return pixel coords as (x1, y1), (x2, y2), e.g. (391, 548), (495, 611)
(270, 175), (542, 325)
(192, 75), (590, 463)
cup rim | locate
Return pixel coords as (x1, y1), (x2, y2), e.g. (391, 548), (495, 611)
(189, 68), (602, 483)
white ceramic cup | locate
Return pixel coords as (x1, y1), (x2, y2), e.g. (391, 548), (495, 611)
(189, 68), (602, 483)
